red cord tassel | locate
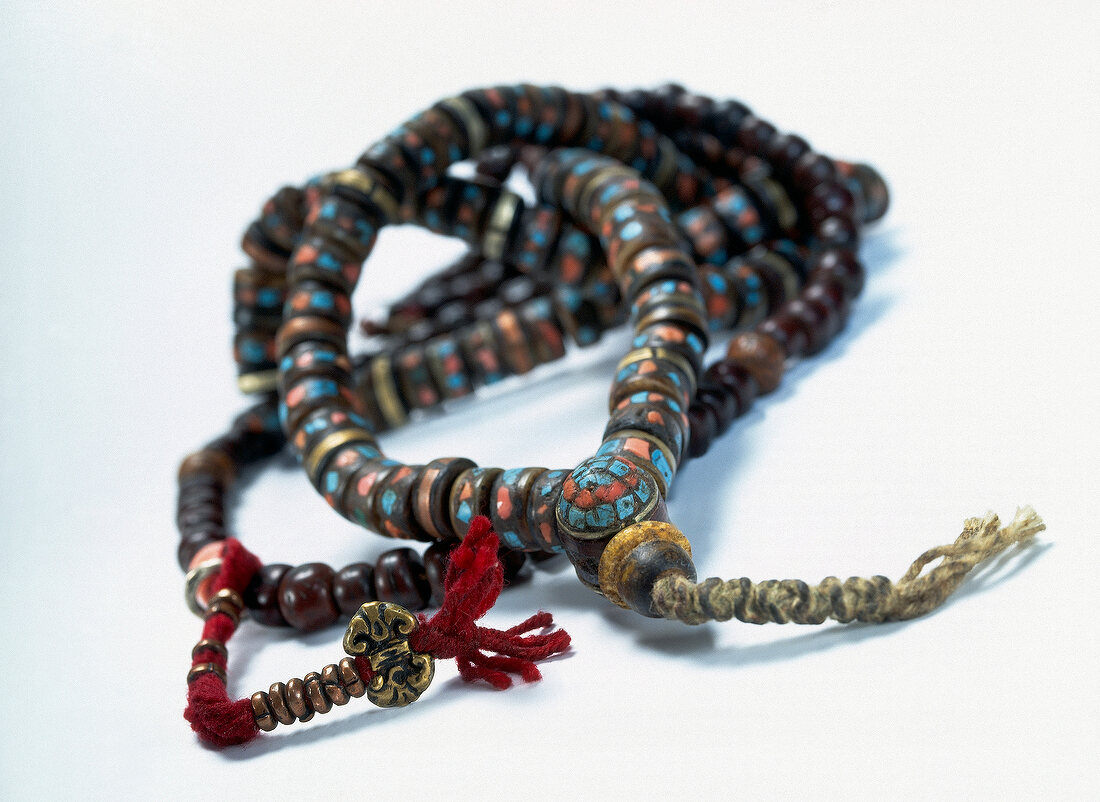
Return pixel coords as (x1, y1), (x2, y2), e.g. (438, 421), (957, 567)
(183, 518), (570, 747)
(411, 516), (571, 689)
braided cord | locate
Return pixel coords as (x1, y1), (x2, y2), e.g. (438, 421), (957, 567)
(652, 507), (1044, 625)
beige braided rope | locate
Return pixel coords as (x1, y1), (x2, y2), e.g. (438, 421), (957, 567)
(651, 507), (1044, 625)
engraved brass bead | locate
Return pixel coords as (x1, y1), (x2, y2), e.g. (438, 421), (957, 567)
(343, 601), (434, 708)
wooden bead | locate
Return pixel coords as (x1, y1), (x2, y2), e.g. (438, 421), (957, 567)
(371, 464), (433, 541)
(374, 548), (431, 610)
(448, 467), (504, 538)
(598, 521), (693, 609)
(332, 563), (376, 616)
(617, 538), (697, 617)
(178, 449), (234, 489)
(490, 466), (547, 550)
(525, 468), (570, 553)
(277, 563), (339, 633)
(413, 457), (477, 541)
(244, 563), (290, 626)
(423, 540), (456, 607)
(725, 331), (785, 394)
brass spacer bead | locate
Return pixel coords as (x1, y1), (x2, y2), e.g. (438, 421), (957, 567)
(482, 192), (521, 261)
(598, 521), (693, 609)
(328, 167), (401, 223)
(191, 638), (228, 661)
(303, 427), (377, 480)
(204, 588), (245, 626)
(370, 354), (407, 428)
(238, 370), (278, 395)
(187, 662), (227, 685)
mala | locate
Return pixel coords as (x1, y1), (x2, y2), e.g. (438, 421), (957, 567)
(177, 84), (1043, 747)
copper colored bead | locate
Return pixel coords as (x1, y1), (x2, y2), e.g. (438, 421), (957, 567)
(303, 672), (332, 715)
(278, 563), (339, 632)
(339, 658), (366, 698)
(725, 331), (785, 394)
(187, 663), (226, 684)
(178, 449), (235, 489)
(251, 692), (278, 732)
(321, 664), (350, 706)
(267, 682), (295, 725)
(284, 678), (314, 722)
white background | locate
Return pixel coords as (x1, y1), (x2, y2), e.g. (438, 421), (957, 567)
(2, 1), (1097, 799)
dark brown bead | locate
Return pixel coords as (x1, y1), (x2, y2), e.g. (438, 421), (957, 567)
(277, 563), (339, 632)
(686, 403), (717, 458)
(332, 562), (376, 616)
(792, 152), (837, 193)
(783, 299), (830, 356)
(804, 281), (850, 334)
(704, 360), (759, 416)
(815, 215), (860, 249)
(498, 546), (527, 584)
(808, 182), (856, 226)
(757, 313), (808, 360)
(725, 331), (786, 394)
(618, 538), (697, 617)
(177, 530), (224, 570)
(374, 548), (431, 610)
(695, 383), (737, 433)
(808, 248), (865, 299)
(766, 133), (811, 172)
(423, 540), (456, 608)
(244, 563), (291, 627)
(737, 115), (777, 154)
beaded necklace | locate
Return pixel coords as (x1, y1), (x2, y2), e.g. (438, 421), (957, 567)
(179, 84), (1042, 747)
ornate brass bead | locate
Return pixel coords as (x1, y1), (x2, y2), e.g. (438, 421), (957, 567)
(343, 601), (434, 708)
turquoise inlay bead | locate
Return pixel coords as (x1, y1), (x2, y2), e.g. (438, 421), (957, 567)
(240, 340), (267, 363)
(615, 495), (636, 520)
(325, 471), (340, 493)
(316, 251), (340, 270)
(257, 287), (282, 307)
(535, 122), (552, 142)
(381, 488), (397, 515)
(500, 530), (523, 549)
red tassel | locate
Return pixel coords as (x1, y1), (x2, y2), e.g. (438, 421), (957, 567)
(183, 519), (571, 748)
(410, 516), (571, 689)
(184, 538), (261, 747)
